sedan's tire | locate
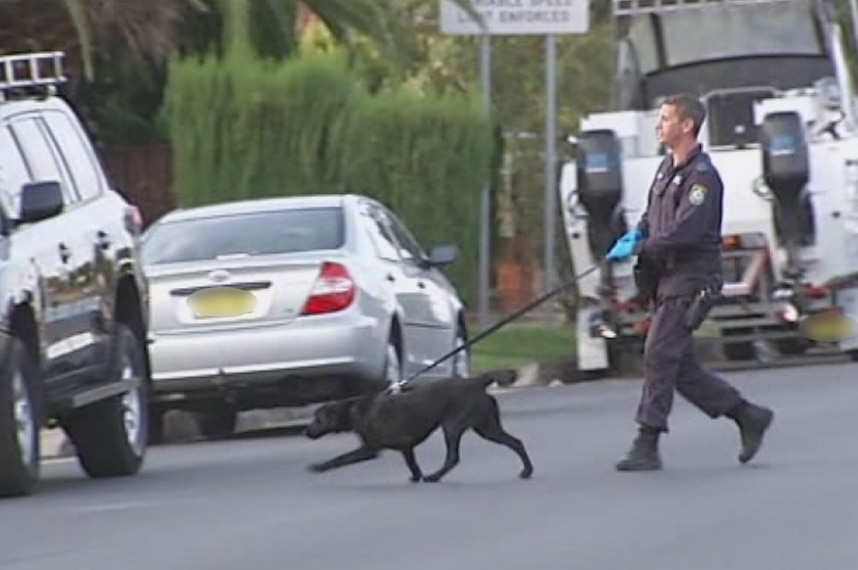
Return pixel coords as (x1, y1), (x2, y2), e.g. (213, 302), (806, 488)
(147, 407), (165, 445)
(193, 407), (238, 439)
(0, 338), (41, 498)
(63, 324), (149, 479)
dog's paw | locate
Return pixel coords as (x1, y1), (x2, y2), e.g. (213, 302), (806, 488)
(307, 463), (328, 473)
(422, 474), (442, 483)
(409, 475), (422, 483)
(519, 467), (533, 480)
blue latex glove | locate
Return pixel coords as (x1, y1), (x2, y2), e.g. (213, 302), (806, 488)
(606, 229), (642, 262)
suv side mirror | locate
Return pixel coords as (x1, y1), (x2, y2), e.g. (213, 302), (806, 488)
(18, 181), (64, 224)
(427, 244), (459, 267)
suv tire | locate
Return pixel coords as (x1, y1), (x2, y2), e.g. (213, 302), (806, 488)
(63, 324), (149, 478)
(0, 338), (40, 497)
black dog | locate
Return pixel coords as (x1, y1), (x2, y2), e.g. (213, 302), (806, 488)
(304, 369), (533, 483)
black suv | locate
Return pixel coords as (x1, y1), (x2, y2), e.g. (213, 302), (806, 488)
(0, 51), (151, 497)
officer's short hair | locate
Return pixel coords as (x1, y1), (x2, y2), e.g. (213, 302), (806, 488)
(663, 93), (706, 137)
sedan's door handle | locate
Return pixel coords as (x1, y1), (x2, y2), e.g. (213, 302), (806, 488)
(58, 243), (71, 264)
(96, 230), (110, 250)
(386, 273), (396, 283)
(417, 281), (426, 289)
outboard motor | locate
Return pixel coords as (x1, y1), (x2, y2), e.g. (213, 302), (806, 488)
(575, 129), (628, 336)
(760, 112), (816, 276)
(575, 129), (628, 262)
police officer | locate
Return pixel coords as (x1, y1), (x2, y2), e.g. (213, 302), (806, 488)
(606, 93), (774, 471)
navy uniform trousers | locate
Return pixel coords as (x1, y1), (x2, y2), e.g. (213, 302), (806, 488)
(636, 294), (742, 432)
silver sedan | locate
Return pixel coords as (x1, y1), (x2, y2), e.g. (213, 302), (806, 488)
(140, 194), (471, 438)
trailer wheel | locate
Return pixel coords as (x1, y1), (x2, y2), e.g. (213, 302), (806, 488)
(723, 329), (755, 361)
(607, 338), (643, 376)
(774, 338), (808, 356)
(723, 343), (754, 361)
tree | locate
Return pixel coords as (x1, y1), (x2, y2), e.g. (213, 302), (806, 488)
(59, 0), (208, 80)
(37, 0), (484, 72)
(0, 0), (484, 142)
(178, 0), (482, 63)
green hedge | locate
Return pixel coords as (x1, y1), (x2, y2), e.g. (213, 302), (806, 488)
(164, 50), (496, 306)
(165, 50), (359, 204)
(333, 90), (494, 304)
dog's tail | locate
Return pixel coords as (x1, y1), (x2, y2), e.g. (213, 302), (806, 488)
(471, 368), (518, 389)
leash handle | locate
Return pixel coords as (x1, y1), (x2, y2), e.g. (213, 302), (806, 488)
(392, 263), (601, 390)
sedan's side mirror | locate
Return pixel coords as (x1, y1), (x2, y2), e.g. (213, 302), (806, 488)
(427, 244), (459, 267)
(18, 181), (64, 225)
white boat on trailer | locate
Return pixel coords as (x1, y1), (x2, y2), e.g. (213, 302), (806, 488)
(560, 0), (858, 374)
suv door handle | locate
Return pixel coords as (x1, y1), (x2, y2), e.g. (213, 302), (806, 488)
(417, 281), (426, 289)
(58, 243), (71, 264)
(96, 230), (110, 250)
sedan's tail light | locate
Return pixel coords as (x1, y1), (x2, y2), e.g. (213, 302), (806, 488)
(301, 261), (356, 315)
(125, 205), (143, 236)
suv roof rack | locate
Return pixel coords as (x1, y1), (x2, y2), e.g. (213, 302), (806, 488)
(613, 0), (802, 17)
(0, 51), (67, 102)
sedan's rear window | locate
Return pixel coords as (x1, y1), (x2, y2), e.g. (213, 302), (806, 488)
(142, 207), (345, 265)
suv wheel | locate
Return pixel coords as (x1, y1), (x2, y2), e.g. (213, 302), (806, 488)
(63, 324), (149, 478)
(0, 339), (40, 497)
(193, 406), (238, 439)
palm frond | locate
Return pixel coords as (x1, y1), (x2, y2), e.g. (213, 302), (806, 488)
(60, 0), (209, 80)
(300, 0), (391, 45)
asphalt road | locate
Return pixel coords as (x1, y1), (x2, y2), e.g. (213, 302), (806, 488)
(2, 362), (857, 570)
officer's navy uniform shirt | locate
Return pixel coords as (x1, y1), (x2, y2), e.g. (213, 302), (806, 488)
(636, 144), (724, 297)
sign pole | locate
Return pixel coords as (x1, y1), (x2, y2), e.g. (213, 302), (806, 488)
(478, 33), (492, 330)
(850, 0), (858, 64)
(543, 33), (558, 322)
(438, 0), (590, 328)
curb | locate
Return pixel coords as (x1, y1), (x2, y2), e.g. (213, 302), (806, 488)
(40, 364), (558, 460)
(39, 405), (321, 460)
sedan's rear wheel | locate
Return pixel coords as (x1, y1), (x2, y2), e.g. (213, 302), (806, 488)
(193, 406), (238, 439)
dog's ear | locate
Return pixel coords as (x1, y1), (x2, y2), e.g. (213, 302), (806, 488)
(479, 368), (518, 387)
(312, 403), (336, 424)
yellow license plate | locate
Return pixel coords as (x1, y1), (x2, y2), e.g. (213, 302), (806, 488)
(188, 287), (256, 319)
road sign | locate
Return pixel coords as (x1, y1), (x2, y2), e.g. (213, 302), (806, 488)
(440, 0), (590, 36)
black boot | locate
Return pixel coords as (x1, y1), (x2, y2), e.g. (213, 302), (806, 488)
(615, 425), (662, 472)
(726, 399), (774, 464)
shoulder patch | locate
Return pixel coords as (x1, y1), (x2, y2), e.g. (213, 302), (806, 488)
(688, 183), (707, 206)
(694, 161), (711, 172)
